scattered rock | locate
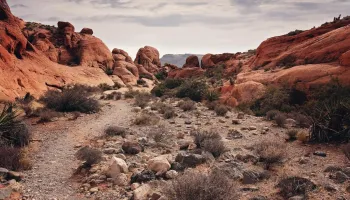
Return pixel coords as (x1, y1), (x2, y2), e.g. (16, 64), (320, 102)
(331, 171), (349, 183)
(313, 151), (327, 157)
(288, 196), (305, 200)
(242, 170), (269, 184)
(227, 129), (243, 140)
(232, 119), (241, 124)
(131, 170), (156, 184)
(324, 183), (338, 192)
(0, 187), (12, 200)
(113, 173), (128, 186)
(165, 170), (178, 179)
(131, 183), (140, 190)
(184, 120), (192, 125)
(248, 126), (257, 131)
(249, 196), (267, 200)
(103, 148), (117, 154)
(122, 141), (143, 155)
(219, 119), (226, 123)
(298, 157), (309, 165)
(150, 192), (162, 200)
(89, 187), (99, 193)
(175, 151), (206, 168)
(147, 155), (171, 175)
(132, 184), (151, 200)
(170, 162), (185, 172)
(106, 156), (129, 179)
(237, 112), (245, 119)
(7, 171), (23, 182)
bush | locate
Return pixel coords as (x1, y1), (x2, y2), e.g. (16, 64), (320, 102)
(137, 79), (147, 85)
(133, 113), (160, 126)
(275, 113), (287, 127)
(105, 126), (127, 137)
(201, 138), (227, 157)
(192, 130), (221, 147)
(151, 85), (166, 97)
(176, 80), (208, 102)
(75, 146), (102, 167)
(164, 79), (184, 89)
(178, 100), (196, 111)
(277, 177), (316, 198)
(38, 109), (60, 123)
(0, 147), (21, 170)
(104, 91), (122, 100)
(165, 171), (238, 200)
(206, 101), (217, 110)
(266, 110), (280, 121)
(124, 88), (141, 99)
(40, 85), (100, 113)
(151, 102), (167, 112)
(205, 89), (220, 102)
(287, 29), (304, 36)
(215, 105), (229, 116)
(134, 93), (152, 108)
(285, 129), (298, 141)
(164, 109), (176, 119)
(0, 103), (31, 147)
(254, 141), (286, 169)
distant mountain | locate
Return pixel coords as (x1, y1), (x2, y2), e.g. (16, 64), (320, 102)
(161, 54), (204, 68)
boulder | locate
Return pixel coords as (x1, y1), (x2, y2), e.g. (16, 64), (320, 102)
(105, 156), (128, 179)
(147, 155), (171, 174)
(175, 151), (206, 168)
(183, 55), (200, 68)
(80, 28), (93, 35)
(133, 184), (151, 200)
(134, 46), (161, 73)
(122, 141), (143, 155)
(131, 170), (156, 184)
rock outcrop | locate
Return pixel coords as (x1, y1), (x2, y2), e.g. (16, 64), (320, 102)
(183, 55), (200, 68)
(134, 46), (161, 74)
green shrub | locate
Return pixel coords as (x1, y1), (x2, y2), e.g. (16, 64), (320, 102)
(0, 103), (31, 147)
(155, 71), (167, 80)
(287, 29), (304, 36)
(205, 89), (220, 102)
(40, 85), (100, 113)
(176, 80), (208, 102)
(275, 113), (287, 127)
(0, 147), (22, 170)
(151, 85), (166, 97)
(137, 79), (147, 85)
(164, 79), (183, 89)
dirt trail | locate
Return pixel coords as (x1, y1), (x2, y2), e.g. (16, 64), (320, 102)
(22, 101), (133, 200)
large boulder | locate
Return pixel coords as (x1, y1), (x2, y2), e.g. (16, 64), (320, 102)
(134, 46), (161, 73)
(183, 55), (200, 68)
(80, 28), (93, 35)
(147, 155), (171, 174)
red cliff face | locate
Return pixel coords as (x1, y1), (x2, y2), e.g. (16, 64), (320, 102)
(183, 55), (200, 68)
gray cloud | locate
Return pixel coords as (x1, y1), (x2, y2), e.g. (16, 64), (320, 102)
(11, 4), (28, 8)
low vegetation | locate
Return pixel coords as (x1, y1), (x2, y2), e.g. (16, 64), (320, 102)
(134, 92), (152, 108)
(192, 130), (226, 157)
(165, 171), (238, 200)
(133, 113), (160, 126)
(178, 100), (196, 111)
(285, 129), (298, 142)
(277, 176), (316, 198)
(254, 141), (286, 169)
(215, 104), (229, 116)
(75, 146), (102, 167)
(40, 85), (100, 113)
(105, 126), (127, 137)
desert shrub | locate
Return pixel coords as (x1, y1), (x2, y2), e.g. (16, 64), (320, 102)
(0, 147), (21, 170)
(137, 79), (147, 85)
(151, 84), (166, 97)
(307, 79), (350, 142)
(0, 103), (31, 147)
(285, 129), (298, 141)
(178, 100), (196, 111)
(15, 92), (35, 105)
(201, 138), (227, 157)
(133, 113), (160, 126)
(38, 109), (60, 123)
(164, 109), (176, 119)
(288, 112), (311, 128)
(296, 131), (309, 143)
(75, 146), (102, 167)
(275, 113), (287, 127)
(192, 130), (221, 147)
(215, 105), (229, 116)
(287, 29), (304, 36)
(105, 126), (127, 137)
(206, 101), (217, 110)
(155, 71), (167, 80)
(205, 64), (225, 80)
(40, 85), (100, 113)
(266, 110), (280, 121)
(134, 93), (152, 108)
(104, 92), (122, 100)
(204, 89), (220, 102)
(165, 171), (238, 200)
(276, 176), (316, 198)
(164, 79), (183, 89)
(342, 143), (350, 161)
(150, 125), (170, 144)
(124, 88), (141, 99)
(176, 80), (208, 102)
(73, 84), (101, 93)
(254, 141), (286, 169)
(251, 86), (292, 116)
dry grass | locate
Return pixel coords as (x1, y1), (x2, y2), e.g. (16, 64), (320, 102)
(277, 176), (316, 198)
(215, 105), (229, 116)
(124, 88), (141, 99)
(254, 141), (286, 169)
(266, 110), (280, 121)
(342, 143), (350, 162)
(192, 130), (226, 157)
(165, 171), (238, 200)
(163, 108), (176, 119)
(133, 113), (160, 126)
(285, 129), (298, 141)
(104, 92), (122, 100)
(297, 131), (309, 143)
(192, 130), (221, 147)
(275, 113), (287, 127)
(0, 147), (22, 170)
(105, 126), (127, 137)
(134, 92), (152, 108)
(178, 100), (196, 111)
(75, 146), (102, 167)
(38, 109), (60, 123)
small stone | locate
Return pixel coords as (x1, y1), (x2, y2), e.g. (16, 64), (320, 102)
(130, 170), (156, 184)
(298, 157), (309, 165)
(332, 171), (349, 183)
(249, 126), (257, 131)
(7, 171), (23, 181)
(113, 173), (128, 186)
(237, 112), (245, 119)
(232, 119), (240, 124)
(184, 120), (192, 125)
(150, 192), (162, 200)
(115, 154), (127, 160)
(219, 119), (226, 123)
(324, 183), (338, 192)
(188, 143), (197, 150)
(122, 141), (143, 155)
(0, 187), (12, 200)
(103, 148), (116, 154)
(249, 196), (267, 200)
(131, 183), (140, 190)
(241, 186), (259, 191)
(313, 151), (327, 157)
(165, 170), (178, 179)
(227, 129), (243, 140)
(133, 184), (151, 200)
(89, 187), (99, 193)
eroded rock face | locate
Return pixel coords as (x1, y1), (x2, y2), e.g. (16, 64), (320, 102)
(183, 55), (200, 68)
(134, 46), (161, 73)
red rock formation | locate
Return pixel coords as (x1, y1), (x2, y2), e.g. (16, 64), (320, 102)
(183, 55), (199, 68)
(168, 68), (205, 79)
(134, 46), (161, 73)
(80, 28), (93, 35)
(201, 53), (236, 69)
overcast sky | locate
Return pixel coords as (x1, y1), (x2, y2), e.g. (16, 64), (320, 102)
(8, 0), (350, 58)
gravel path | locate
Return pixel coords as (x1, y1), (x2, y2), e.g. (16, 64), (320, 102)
(22, 101), (133, 200)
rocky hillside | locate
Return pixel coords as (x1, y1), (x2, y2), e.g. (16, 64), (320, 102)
(161, 54), (204, 67)
(0, 0), (161, 101)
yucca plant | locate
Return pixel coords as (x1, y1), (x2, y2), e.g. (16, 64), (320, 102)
(0, 103), (30, 147)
